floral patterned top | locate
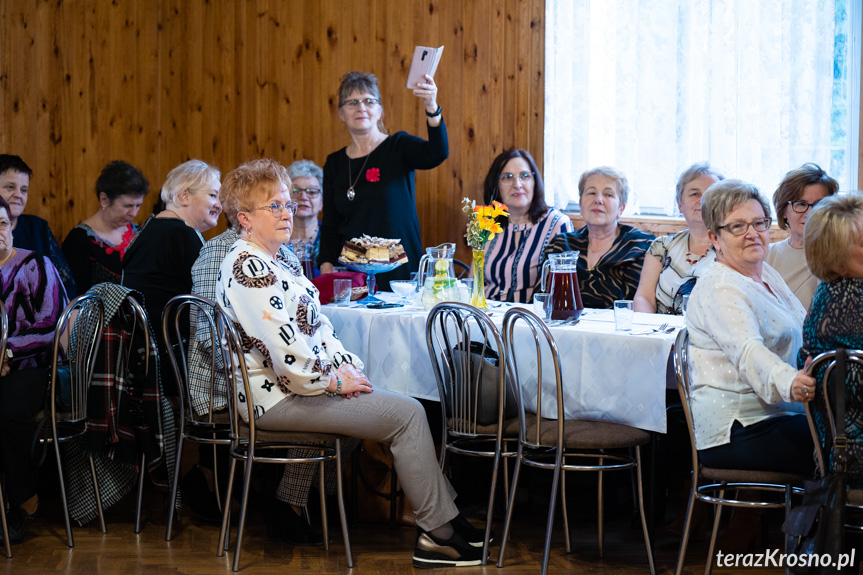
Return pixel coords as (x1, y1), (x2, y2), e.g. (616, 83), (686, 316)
(62, 222), (138, 292)
(217, 239), (363, 421)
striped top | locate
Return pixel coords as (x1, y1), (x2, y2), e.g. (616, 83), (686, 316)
(542, 224), (655, 309)
(484, 208), (572, 303)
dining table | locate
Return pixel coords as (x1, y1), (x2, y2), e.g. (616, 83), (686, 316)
(321, 293), (683, 434)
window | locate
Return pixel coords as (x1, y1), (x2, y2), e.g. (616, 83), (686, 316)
(544, 0), (862, 216)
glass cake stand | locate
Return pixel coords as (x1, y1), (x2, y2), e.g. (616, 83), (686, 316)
(338, 260), (407, 305)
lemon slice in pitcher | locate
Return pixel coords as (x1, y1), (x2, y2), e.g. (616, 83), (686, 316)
(434, 259), (449, 275)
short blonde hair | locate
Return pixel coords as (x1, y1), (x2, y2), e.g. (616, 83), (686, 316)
(578, 166), (630, 205)
(675, 162), (724, 205)
(160, 160), (221, 206)
(773, 163), (839, 230)
(805, 193), (863, 282)
(220, 159), (291, 228)
(701, 179), (771, 235)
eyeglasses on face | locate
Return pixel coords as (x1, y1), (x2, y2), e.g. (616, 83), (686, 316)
(718, 217), (772, 236)
(253, 201), (298, 217)
(290, 187), (321, 198)
(498, 172), (535, 185)
(787, 199), (821, 213)
(340, 98), (380, 109)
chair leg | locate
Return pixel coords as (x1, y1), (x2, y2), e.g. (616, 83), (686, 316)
(635, 447), (656, 575)
(217, 457), (237, 556)
(597, 459), (604, 558)
(483, 448), (502, 566)
(53, 437), (74, 547)
(541, 449), (565, 575)
(497, 448), (524, 568)
(212, 442), (223, 512)
(389, 463), (398, 526)
(88, 456), (107, 533)
(674, 472), (698, 575)
(134, 452), (146, 533)
(0, 481), (11, 558)
(319, 458), (329, 551)
(704, 489), (724, 575)
(561, 461), (570, 554)
(335, 440), (353, 567)
(232, 458), (254, 572)
(165, 434), (186, 541)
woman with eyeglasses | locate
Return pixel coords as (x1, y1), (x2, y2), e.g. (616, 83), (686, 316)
(318, 71), (447, 290)
(287, 159), (324, 278)
(218, 160), (485, 568)
(482, 149), (572, 303)
(686, 179), (814, 475)
(542, 166), (655, 309)
(122, 159), (222, 394)
(766, 163), (838, 309)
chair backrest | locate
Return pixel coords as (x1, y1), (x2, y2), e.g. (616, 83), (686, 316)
(805, 349), (863, 478)
(54, 293), (105, 422)
(672, 328), (701, 476)
(162, 294), (229, 425)
(215, 306), (262, 445)
(501, 307), (565, 449)
(426, 302), (508, 440)
(0, 300), (8, 377)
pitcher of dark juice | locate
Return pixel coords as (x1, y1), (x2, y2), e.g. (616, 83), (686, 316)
(290, 239), (315, 278)
(539, 251), (583, 320)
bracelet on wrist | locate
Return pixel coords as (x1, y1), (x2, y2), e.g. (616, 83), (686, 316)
(324, 377), (343, 398)
(426, 105), (442, 118)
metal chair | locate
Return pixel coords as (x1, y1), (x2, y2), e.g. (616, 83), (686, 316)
(426, 301), (518, 565)
(804, 348), (863, 529)
(44, 293), (107, 547)
(498, 307), (655, 575)
(0, 301), (11, 558)
(453, 259), (471, 279)
(162, 294), (233, 541)
(672, 328), (806, 575)
(214, 310), (352, 572)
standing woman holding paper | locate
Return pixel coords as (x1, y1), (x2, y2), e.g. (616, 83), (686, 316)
(318, 70), (448, 290)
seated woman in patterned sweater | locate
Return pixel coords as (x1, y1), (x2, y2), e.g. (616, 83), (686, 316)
(482, 149), (572, 303)
(798, 192), (863, 486)
(542, 166), (654, 309)
(217, 159), (486, 569)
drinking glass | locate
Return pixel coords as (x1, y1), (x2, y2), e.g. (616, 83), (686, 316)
(614, 299), (634, 331)
(390, 280), (417, 304)
(533, 293), (551, 320)
(333, 279), (353, 306)
(460, 278), (474, 303)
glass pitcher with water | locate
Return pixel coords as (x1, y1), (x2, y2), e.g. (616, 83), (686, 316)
(539, 251), (584, 320)
(417, 243), (459, 310)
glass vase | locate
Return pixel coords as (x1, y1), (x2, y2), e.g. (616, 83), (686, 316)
(470, 249), (488, 308)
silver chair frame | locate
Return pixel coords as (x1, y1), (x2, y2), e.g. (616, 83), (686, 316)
(162, 294), (233, 541)
(46, 293), (106, 547)
(804, 348), (863, 530)
(426, 301), (516, 565)
(499, 307), (655, 575)
(673, 328), (805, 575)
(214, 310), (352, 572)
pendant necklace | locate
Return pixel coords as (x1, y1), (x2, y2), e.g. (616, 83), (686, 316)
(346, 152), (372, 201)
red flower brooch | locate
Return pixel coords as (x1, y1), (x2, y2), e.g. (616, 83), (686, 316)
(365, 167), (380, 182)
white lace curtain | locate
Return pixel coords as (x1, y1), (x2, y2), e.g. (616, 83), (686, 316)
(544, 0), (857, 215)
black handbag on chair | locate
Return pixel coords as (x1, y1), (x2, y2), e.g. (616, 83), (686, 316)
(783, 348), (848, 574)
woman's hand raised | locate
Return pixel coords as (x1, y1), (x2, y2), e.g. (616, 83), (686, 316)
(412, 74), (439, 115)
(329, 363), (374, 398)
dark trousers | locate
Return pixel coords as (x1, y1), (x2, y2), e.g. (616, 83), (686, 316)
(0, 368), (48, 507)
(698, 415), (815, 476)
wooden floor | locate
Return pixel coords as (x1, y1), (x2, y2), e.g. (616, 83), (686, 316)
(0, 482), (797, 575)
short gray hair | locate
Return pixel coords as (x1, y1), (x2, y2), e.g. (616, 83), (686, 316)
(160, 159), (221, 205)
(578, 166), (630, 205)
(286, 159), (323, 186)
(675, 162), (725, 205)
(701, 179), (771, 235)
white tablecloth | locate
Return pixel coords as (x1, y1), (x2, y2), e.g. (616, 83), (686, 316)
(321, 294), (682, 433)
